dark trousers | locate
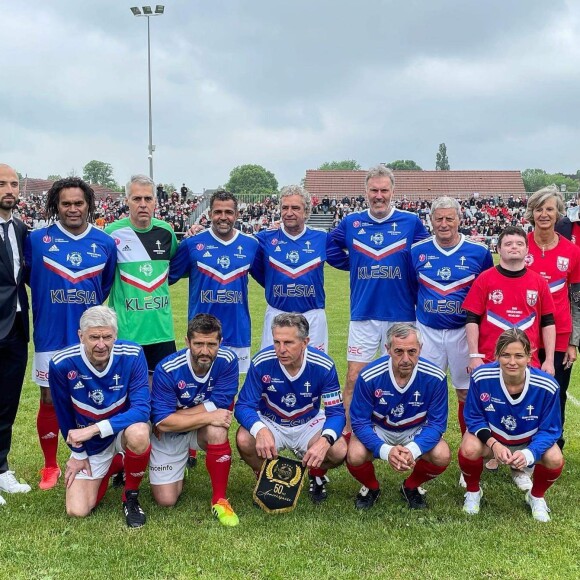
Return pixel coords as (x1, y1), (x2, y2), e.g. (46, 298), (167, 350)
(0, 314), (28, 472)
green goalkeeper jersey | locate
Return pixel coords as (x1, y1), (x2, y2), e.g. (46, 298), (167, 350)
(105, 217), (178, 345)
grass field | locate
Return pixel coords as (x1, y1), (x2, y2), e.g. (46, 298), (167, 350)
(1, 266), (579, 579)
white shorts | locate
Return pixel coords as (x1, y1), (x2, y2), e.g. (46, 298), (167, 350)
(33, 351), (57, 387)
(347, 320), (415, 362)
(75, 432), (125, 481)
(149, 430), (202, 485)
(373, 424), (424, 447)
(258, 410), (326, 459)
(261, 305), (328, 353)
(416, 322), (469, 390)
(227, 346), (251, 374)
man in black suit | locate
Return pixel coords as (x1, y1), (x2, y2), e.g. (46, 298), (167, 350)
(0, 163), (31, 504)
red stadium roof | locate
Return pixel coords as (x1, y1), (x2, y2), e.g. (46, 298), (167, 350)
(304, 170), (526, 200)
(19, 178), (121, 200)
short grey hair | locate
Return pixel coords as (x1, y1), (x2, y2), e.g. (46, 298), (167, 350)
(79, 306), (118, 335)
(271, 312), (309, 341)
(126, 174), (155, 198)
(524, 185), (566, 226)
(280, 185), (311, 218)
(365, 165), (395, 189)
(385, 322), (422, 350)
(431, 196), (461, 220)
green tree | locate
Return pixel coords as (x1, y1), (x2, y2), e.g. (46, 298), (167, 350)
(318, 160), (361, 171)
(82, 160), (119, 189)
(435, 143), (450, 170)
(47, 174), (62, 181)
(17, 171), (23, 181)
(225, 164), (278, 197)
(385, 160), (422, 171)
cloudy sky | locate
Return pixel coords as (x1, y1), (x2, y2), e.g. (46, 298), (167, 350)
(3, 1), (579, 191)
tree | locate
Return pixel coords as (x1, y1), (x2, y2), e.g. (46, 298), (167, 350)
(385, 160), (422, 171)
(521, 168), (579, 193)
(82, 160), (119, 189)
(435, 143), (450, 170)
(47, 174), (62, 181)
(225, 164), (278, 198)
(318, 160), (361, 171)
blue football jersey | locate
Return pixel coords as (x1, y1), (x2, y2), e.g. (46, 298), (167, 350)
(411, 235), (493, 329)
(24, 223), (117, 352)
(169, 229), (258, 348)
(327, 209), (428, 321)
(465, 363), (561, 463)
(151, 347), (239, 426)
(235, 346), (346, 440)
(49, 340), (151, 457)
(350, 356), (448, 458)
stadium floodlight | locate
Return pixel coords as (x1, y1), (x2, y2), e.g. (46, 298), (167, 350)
(130, 5), (166, 180)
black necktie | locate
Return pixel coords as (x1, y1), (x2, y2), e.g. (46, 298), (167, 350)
(2, 222), (14, 271)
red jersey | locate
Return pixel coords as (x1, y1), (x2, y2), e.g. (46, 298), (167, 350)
(462, 266), (555, 367)
(526, 233), (580, 351)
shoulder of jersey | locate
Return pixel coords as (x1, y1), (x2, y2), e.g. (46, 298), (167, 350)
(471, 363), (500, 381)
(251, 347), (278, 366)
(304, 226), (327, 239)
(417, 358), (446, 380)
(217, 347), (237, 363)
(306, 347), (334, 370)
(160, 349), (189, 372)
(411, 236), (434, 250)
(238, 231), (259, 246)
(52, 344), (82, 365)
(463, 237), (490, 252)
(394, 208), (421, 218)
(529, 367), (559, 394)
(360, 357), (390, 382)
(113, 340), (143, 356)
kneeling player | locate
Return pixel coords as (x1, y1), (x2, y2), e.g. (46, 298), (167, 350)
(49, 306), (151, 528)
(347, 323), (450, 510)
(149, 314), (239, 526)
(235, 313), (347, 504)
(459, 328), (564, 521)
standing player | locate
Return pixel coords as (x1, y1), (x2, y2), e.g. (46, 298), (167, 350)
(327, 165), (428, 432)
(49, 306), (151, 528)
(411, 197), (493, 446)
(106, 175), (178, 375)
(149, 314), (239, 526)
(346, 323), (450, 510)
(24, 177), (117, 490)
(524, 186), (580, 450)
(459, 329), (563, 521)
(235, 313), (347, 504)
(251, 185), (348, 352)
(169, 190), (258, 373)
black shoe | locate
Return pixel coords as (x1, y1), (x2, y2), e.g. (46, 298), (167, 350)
(308, 475), (329, 504)
(123, 490), (146, 528)
(187, 455), (198, 469)
(400, 483), (427, 510)
(111, 470), (125, 489)
(354, 486), (381, 510)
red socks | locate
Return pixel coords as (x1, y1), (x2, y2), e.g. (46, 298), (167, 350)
(96, 452), (124, 506)
(457, 401), (467, 435)
(309, 467), (327, 478)
(531, 462), (564, 498)
(347, 461), (380, 490)
(37, 401), (59, 468)
(404, 459), (447, 489)
(123, 445), (151, 501)
(205, 441), (232, 504)
(458, 451), (483, 492)
(189, 449), (197, 460)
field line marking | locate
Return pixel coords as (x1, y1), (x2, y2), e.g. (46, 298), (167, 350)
(567, 393), (580, 407)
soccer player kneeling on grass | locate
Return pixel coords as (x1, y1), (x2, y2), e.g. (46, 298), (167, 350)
(49, 306), (151, 528)
(149, 314), (240, 527)
(459, 328), (564, 522)
(235, 313), (347, 504)
(346, 323), (450, 510)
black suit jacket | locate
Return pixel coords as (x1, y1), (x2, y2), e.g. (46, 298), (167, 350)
(0, 217), (29, 341)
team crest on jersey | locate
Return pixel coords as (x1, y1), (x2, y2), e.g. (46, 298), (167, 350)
(303, 241), (314, 253)
(480, 392), (490, 402)
(391, 403), (405, 418)
(287, 251), (300, 264)
(271, 238), (278, 245)
(389, 223), (399, 235)
(281, 393), (297, 408)
(196, 243), (204, 251)
(88, 390), (104, 405)
(67, 252), (82, 267)
(43, 235), (52, 243)
(437, 267), (452, 281)
(524, 253), (534, 267)
(370, 232), (384, 245)
(178, 380), (187, 390)
(374, 389), (383, 398)
(193, 393), (205, 404)
(500, 415), (517, 431)
(419, 254), (426, 262)
(262, 375), (271, 383)
(353, 221), (361, 228)
(557, 256), (570, 272)
(139, 263), (153, 277)
(217, 256), (230, 269)
(68, 370), (78, 380)
(234, 245), (246, 258)
(489, 289), (504, 304)
(526, 290), (538, 306)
